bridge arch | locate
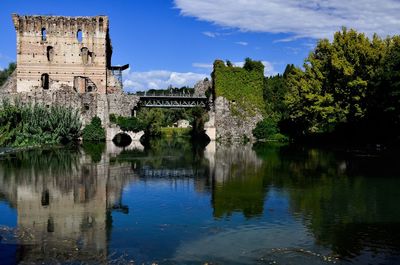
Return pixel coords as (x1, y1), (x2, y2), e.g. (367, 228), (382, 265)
(106, 126), (144, 142)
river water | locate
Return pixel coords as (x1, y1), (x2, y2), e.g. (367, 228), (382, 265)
(0, 139), (399, 265)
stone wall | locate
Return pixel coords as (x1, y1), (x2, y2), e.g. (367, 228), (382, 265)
(212, 96), (262, 142)
(193, 78), (211, 97)
(0, 72), (139, 128)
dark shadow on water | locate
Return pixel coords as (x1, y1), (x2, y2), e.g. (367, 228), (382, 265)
(112, 133), (133, 147)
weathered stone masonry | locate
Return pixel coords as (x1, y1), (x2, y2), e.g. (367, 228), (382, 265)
(1, 14), (261, 142)
(1, 14), (139, 133)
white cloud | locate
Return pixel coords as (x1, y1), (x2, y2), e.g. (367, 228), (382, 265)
(202, 31), (219, 38)
(235, 41), (248, 46)
(174, 0), (400, 39)
(122, 69), (208, 93)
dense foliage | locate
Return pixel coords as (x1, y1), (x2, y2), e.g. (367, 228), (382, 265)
(0, 101), (81, 147)
(109, 114), (145, 132)
(212, 58), (266, 113)
(82, 116), (105, 142)
(135, 86), (194, 96)
(262, 28), (400, 144)
(0, 63), (16, 87)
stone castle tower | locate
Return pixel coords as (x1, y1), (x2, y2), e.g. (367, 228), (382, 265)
(11, 14), (127, 94)
(1, 14), (138, 133)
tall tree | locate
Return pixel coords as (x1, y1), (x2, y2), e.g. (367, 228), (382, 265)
(285, 28), (385, 137)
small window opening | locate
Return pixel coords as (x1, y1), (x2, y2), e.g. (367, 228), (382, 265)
(47, 46), (54, 62)
(99, 18), (104, 31)
(41, 28), (47, 41)
(77, 29), (83, 43)
(87, 86), (93, 92)
(84, 104), (90, 111)
(41, 73), (49, 90)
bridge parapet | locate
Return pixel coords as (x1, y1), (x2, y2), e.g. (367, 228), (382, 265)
(138, 94), (208, 108)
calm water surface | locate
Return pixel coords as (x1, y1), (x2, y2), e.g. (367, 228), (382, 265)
(0, 139), (399, 264)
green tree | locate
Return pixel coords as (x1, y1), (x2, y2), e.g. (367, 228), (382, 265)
(284, 28), (385, 137)
(82, 116), (106, 142)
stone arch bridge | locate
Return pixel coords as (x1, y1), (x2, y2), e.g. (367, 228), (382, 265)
(107, 93), (216, 142)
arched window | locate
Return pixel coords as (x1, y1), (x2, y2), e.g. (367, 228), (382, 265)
(77, 29), (83, 43)
(41, 73), (49, 90)
(87, 86), (93, 92)
(99, 18), (104, 31)
(46, 46), (54, 62)
(41, 28), (47, 41)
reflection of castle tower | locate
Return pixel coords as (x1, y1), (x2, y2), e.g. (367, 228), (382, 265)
(0, 147), (136, 263)
(15, 158), (109, 261)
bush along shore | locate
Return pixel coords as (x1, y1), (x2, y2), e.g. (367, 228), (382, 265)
(0, 101), (81, 149)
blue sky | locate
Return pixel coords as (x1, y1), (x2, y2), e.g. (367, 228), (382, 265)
(1, 0), (399, 92)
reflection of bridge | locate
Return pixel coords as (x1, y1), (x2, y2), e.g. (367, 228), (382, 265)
(138, 94), (208, 108)
(139, 167), (205, 178)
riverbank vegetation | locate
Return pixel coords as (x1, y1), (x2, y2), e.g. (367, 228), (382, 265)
(255, 28), (400, 145)
(82, 116), (105, 142)
(0, 101), (81, 147)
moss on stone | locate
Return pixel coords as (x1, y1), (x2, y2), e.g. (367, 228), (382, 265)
(212, 58), (266, 114)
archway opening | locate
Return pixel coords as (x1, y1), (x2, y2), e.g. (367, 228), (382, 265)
(113, 133), (132, 147)
(41, 73), (49, 90)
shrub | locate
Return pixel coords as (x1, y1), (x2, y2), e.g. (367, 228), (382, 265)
(0, 101), (81, 147)
(253, 118), (279, 140)
(82, 116), (105, 142)
(109, 114), (145, 132)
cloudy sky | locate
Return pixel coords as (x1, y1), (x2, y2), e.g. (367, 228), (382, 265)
(1, 0), (400, 92)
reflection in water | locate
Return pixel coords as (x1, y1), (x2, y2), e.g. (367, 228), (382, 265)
(0, 147), (135, 263)
(0, 140), (399, 264)
(211, 144), (266, 218)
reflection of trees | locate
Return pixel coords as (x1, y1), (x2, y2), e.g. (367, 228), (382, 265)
(254, 143), (400, 258)
(212, 144), (266, 219)
(0, 148), (81, 199)
(82, 142), (106, 163)
(112, 138), (210, 179)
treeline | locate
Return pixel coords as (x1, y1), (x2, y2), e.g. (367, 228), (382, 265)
(135, 85), (194, 96)
(261, 28), (400, 145)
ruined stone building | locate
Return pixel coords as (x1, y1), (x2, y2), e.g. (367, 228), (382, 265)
(1, 14), (138, 131)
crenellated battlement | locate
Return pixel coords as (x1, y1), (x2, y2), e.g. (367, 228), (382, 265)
(12, 14), (108, 36)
